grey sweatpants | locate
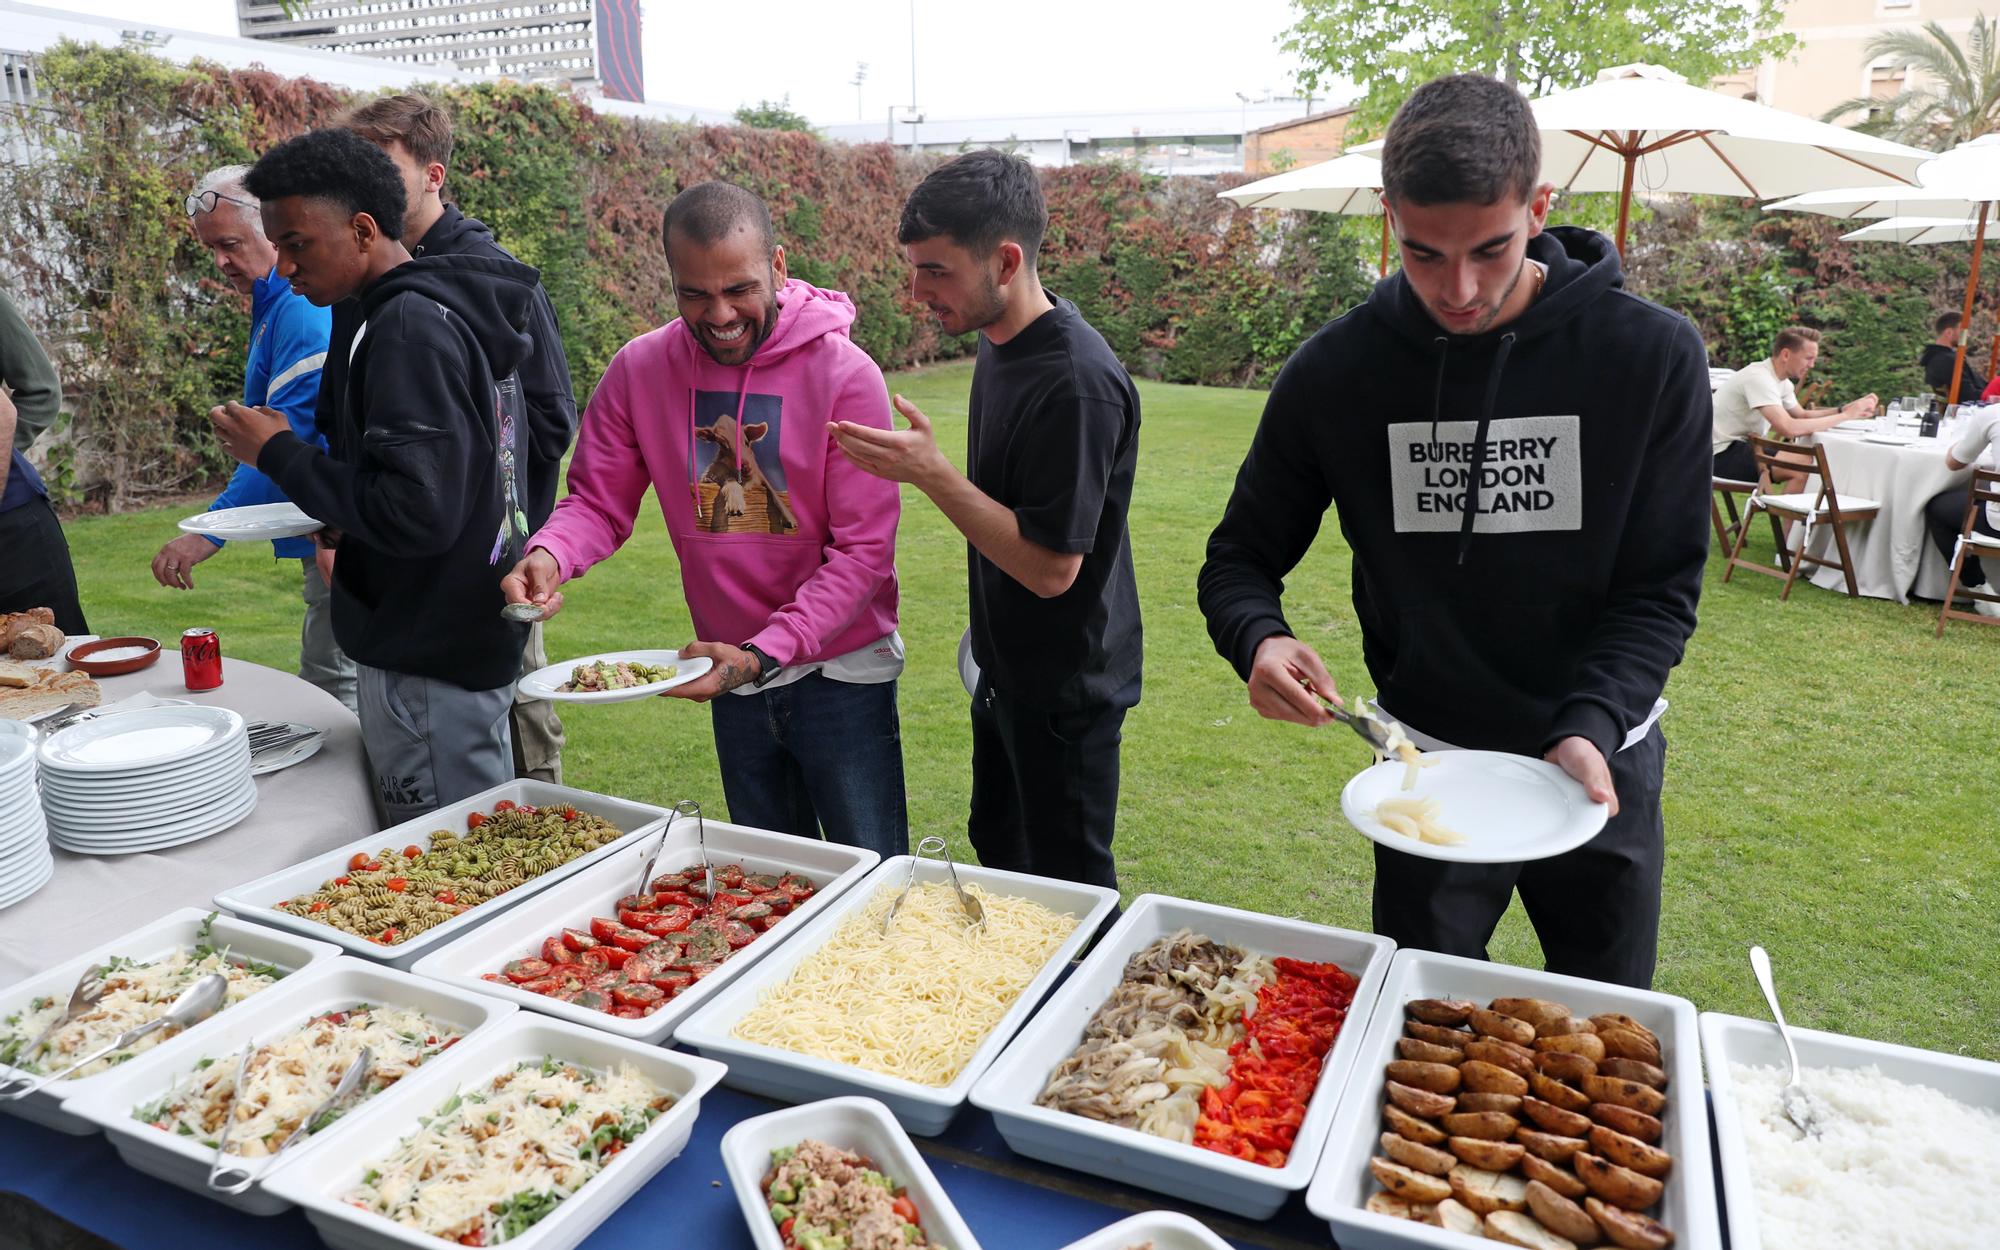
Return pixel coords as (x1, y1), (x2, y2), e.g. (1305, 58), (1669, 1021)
(298, 560), (357, 713)
(509, 621), (564, 782)
(356, 664), (515, 826)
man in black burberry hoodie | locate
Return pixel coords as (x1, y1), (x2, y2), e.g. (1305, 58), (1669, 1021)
(1198, 75), (1710, 988)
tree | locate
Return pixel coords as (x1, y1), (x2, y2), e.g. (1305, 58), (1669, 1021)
(1823, 17), (2000, 150)
(733, 96), (817, 134)
(1283, 0), (1796, 136)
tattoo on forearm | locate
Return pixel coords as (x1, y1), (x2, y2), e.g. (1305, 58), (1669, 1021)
(714, 658), (757, 693)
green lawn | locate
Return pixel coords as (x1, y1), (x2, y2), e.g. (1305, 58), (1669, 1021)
(58, 361), (1997, 1060)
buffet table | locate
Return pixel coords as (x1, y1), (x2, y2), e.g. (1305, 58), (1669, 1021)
(0, 654), (375, 983)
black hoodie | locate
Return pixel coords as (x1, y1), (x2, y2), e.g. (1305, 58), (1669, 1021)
(1198, 227), (1711, 762)
(317, 206), (577, 527)
(260, 254), (539, 691)
(1921, 342), (1988, 400)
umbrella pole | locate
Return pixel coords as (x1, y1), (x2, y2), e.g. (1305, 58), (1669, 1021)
(1379, 213), (1389, 278)
(1950, 202), (1990, 407)
(1615, 151), (1636, 258)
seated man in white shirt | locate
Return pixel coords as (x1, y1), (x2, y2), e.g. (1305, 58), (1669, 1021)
(1711, 325), (1877, 488)
(1927, 406), (2000, 616)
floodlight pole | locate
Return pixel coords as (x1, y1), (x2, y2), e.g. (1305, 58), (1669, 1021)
(1949, 201), (1991, 407)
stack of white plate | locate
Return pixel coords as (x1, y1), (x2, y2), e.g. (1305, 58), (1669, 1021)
(0, 735), (54, 906)
(38, 706), (257, 855)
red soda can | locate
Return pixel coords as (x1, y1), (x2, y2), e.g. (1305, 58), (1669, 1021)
(181, 627), (223, 691)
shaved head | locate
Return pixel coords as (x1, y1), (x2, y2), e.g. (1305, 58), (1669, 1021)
(662, 181), (774, 255)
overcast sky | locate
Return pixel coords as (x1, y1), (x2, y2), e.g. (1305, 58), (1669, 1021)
(53, 0), (1335, 121)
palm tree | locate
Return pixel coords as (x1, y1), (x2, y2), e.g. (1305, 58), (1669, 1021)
(1823, 16), (2000, 151)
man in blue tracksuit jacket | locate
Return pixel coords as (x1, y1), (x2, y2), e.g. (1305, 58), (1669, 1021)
(151, 166), (356, 710)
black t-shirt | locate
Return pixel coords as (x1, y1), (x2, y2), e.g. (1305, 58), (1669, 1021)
(967, 296), (1143, 710)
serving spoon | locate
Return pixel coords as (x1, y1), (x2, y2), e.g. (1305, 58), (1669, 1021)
(0, 973), (228, 1100)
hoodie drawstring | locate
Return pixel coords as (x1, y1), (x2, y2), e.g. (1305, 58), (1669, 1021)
(1428, 337), (1449, 442)
(1455, 331), (1518, 566)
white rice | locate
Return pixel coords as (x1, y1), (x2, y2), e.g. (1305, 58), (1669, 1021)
(1730, 1061), (2000, 1250)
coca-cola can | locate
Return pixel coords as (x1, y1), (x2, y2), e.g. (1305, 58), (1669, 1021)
(182, 627), (223, 691)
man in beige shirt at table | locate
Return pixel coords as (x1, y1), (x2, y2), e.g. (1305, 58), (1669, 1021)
(1711, 326), (1877, 490)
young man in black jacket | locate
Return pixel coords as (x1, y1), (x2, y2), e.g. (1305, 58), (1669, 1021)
(1921, 311), (1989, 400)
(211, 128), (542, 822)
(1197, 75), (1710, 989)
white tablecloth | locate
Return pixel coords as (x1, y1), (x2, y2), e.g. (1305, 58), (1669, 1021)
(0, 652), (376, 983)
(1801, 430), (1974, 603)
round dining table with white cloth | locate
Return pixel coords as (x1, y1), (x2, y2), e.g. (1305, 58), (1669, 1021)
(1801, 428), (1975, 602)
(0, 651), (376, 984)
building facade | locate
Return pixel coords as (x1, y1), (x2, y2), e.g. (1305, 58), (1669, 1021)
(1244, 106), (1356, 175)
(1713, 0), (1986, 124)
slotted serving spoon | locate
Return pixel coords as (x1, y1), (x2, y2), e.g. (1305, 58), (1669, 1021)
(12, 964), (107, 1070)
(0, 972), (228, 1100)
(208, 1043), (373, 1194)
(1750, 944), (1820, 1138)
(883, 836), (984, 935)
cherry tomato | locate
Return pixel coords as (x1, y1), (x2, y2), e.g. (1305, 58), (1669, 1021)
(503, 958), (550, 983)
(598, 946), (632, 969)
(333, 876), (352, 887)
(518, 976), (563, 996)
(891, 1196), (919, 1225)
(385, 878), (408, 893)
(608, 927), (651, 953)
(779, 1218), (795, 1241)
(613, 983), (664, 1008)
(650, 972), (693, 996)
(541, 936), (575, 965)
(589, 916), (625, 945)
(577, 947), (615, 972)
(722, 919), (757, 949)
(309, 901), (329, 913)
(493, 799), (517, 813)
(435, 890), (456, 905)
(466, 811), (487, 830)
(348, 853), (370, 871)
(561, 927), (599, 952)
(377, 927), (400, 944)
(403, 845), (422, 859)
(364, 860), (383, 872)
(458, 1231), (484, 1247)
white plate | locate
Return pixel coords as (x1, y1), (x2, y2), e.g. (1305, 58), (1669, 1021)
(261, 1014), (727, 1250)
(49, 781), (258, 853)
(41, 748), (251, 797)
(39, 706), (245, 773)
(0, 908), (343, 1134)
(0, 735), (34, 776)
(0, 852), (53, 908)
(1702, 1011), (2000, 1250)
(721, 1096), (984, 1250)
(971, 894), (1395, 1218)
(1058, 1211), (1233, 1250)
(1307, 948), (1716, 1250)
(517, 650), (714, 704)
(675, 856), (1120, 1135)
(411, 817), (881, 1044)
(1861, 433), (1919, 446)
(0, 847), (52, 888)
(178, 502), (323, 541)
(1340, 750), (1608, 864)
(41, 760), (252, 816)
(62, 958), (515, 1216)
(213, 781), (672, 971)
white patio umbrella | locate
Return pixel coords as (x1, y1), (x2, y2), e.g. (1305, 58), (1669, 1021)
(1353, 63), (1931, 256)
(1841, 216), (1980, 244)
(1219, 153), (1394, 276)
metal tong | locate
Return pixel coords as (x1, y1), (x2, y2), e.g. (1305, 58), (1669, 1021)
(207, 1042), (373, 1194)
(1301, 679), (1396, 754)
(0, 973), (228, 1101)
(631, 799), (705, 900)
(9, 964), (106, 1073)
(883, 836), (984, 935)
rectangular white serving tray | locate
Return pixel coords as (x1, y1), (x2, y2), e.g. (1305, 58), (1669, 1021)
(411, 819), (879, 1043)
(1057, 1210), (1234, 1250)
(212, 781), (670, 971)
(261, 1013), (726, 1250)
(0, 908), (342, 1134)
(674, 856), (1119, 1135)
(1702, 1009), (2000, 1250)
(1307, 948), (1717, 1250)
(62, 957), (515, 1215)
(719, 1095), (985, 1250)
(969, 893), (1395, 1218)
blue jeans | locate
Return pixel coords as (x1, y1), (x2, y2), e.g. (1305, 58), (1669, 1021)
(708, 673), (909, 859)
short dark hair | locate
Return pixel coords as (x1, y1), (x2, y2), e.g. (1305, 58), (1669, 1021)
(662, 181), (774, 256)
(1936, 310), (1964, 335)
(341, 91), (455, 172)
(244, 128), (407, 241)
(1380, 74), (1541, 207)
(897, 149), (1046, 260)
(1773, 326), (1821, 356)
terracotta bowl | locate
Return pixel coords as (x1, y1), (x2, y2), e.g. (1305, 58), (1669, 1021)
(66, 636), (163, 677)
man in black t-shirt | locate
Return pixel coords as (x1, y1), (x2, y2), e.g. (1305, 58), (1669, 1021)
(831, 150), (1142, 890)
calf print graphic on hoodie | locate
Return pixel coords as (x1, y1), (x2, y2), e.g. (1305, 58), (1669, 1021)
(689, 390), (797, 534)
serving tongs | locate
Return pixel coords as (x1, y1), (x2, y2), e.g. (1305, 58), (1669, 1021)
(207, 1042), (373, 1194)
(883, 836), (985, 935)
(0, 973), (227, 1101)
(11, 963), (106, 1071)
(1301, 679), (1396, 755)
(641, 799), (711, 900)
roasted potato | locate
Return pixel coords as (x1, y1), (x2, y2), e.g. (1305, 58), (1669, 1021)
(1516, 1128), (1589, 1163)
(1398, 1036), (1467, 1065)
(1381, 1130), (1457, 1175)
(1449, 1135), (1526, 1170)
(1387, 1079), (1457, 1118)
(1471, 1008), (1539, 1047)
(1385, 1103), (1450, 1146)
(1573, 1151), (1664, 1211)
(1458, 1092), (1525, 1115)
(1580, 1074), (1667, 1117)
(1461, 1059), (1532, 1097)
(1406, 998), (1476, 1026)
(1448, 1164), (1529, 1216)
(1598, 1057), (1668, 1090)
(1520, 1152), (1590, 1199)
(1585, 1197), (1675, 1250)
(1521, 1095), (1594, 1136)
(1525, 1179), (1602, 1246)
(1535, 1051), (1599, 1084)
(1491, 997), (1573, 1029)
(1588, 1126), (1673, 1178)
(1535, 1016), (1599, 1040)
(1598, 1027), (1663, 1066)
(1587, 1015), (1659, 1049)
(1388, 1060), (1462, 1095)
(1467, 1037), (1540, 1077)
(1588, 1102), (1663, 1144)
(1530, 1071), (1594, 1114)
(1441, 1110), (1521, 1140)
(1486, 1209), (1581, 1250)
(1435, 1197), (1485, 1235)
(1535, 1032), (1608, 1063)
(1407, 1019), (1478, 1048)
(1364, 1191), (1436, 1223)
(1371, 1156), (1453, 1204)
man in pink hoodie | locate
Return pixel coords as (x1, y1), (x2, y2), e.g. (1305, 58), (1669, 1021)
(502, 182), (907, 856)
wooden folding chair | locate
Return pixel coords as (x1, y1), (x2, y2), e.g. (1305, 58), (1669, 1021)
(1722, 434), (1882, 599)
(1936, 467), (2000, 636)
(1711, 476), (1758, 553)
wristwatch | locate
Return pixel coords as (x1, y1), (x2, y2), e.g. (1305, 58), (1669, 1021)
(741, 643), (779, 688)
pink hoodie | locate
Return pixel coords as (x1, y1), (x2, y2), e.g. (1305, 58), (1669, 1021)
(529, 280), (899, 667)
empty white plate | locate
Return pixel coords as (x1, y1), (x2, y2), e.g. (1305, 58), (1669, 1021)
(0, 853), (54, 908)
(49, 783), (257, 854)
(40, 707), (244, 773)
(1340, 749), (1609, 864)
(518, 650), (714, 703)
(177, 501), (323, 541)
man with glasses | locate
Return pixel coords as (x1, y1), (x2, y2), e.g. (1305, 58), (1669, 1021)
(150, 166), (353, 709)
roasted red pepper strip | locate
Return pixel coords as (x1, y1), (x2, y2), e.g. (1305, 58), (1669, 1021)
(1192, 957), (1357, 1167)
